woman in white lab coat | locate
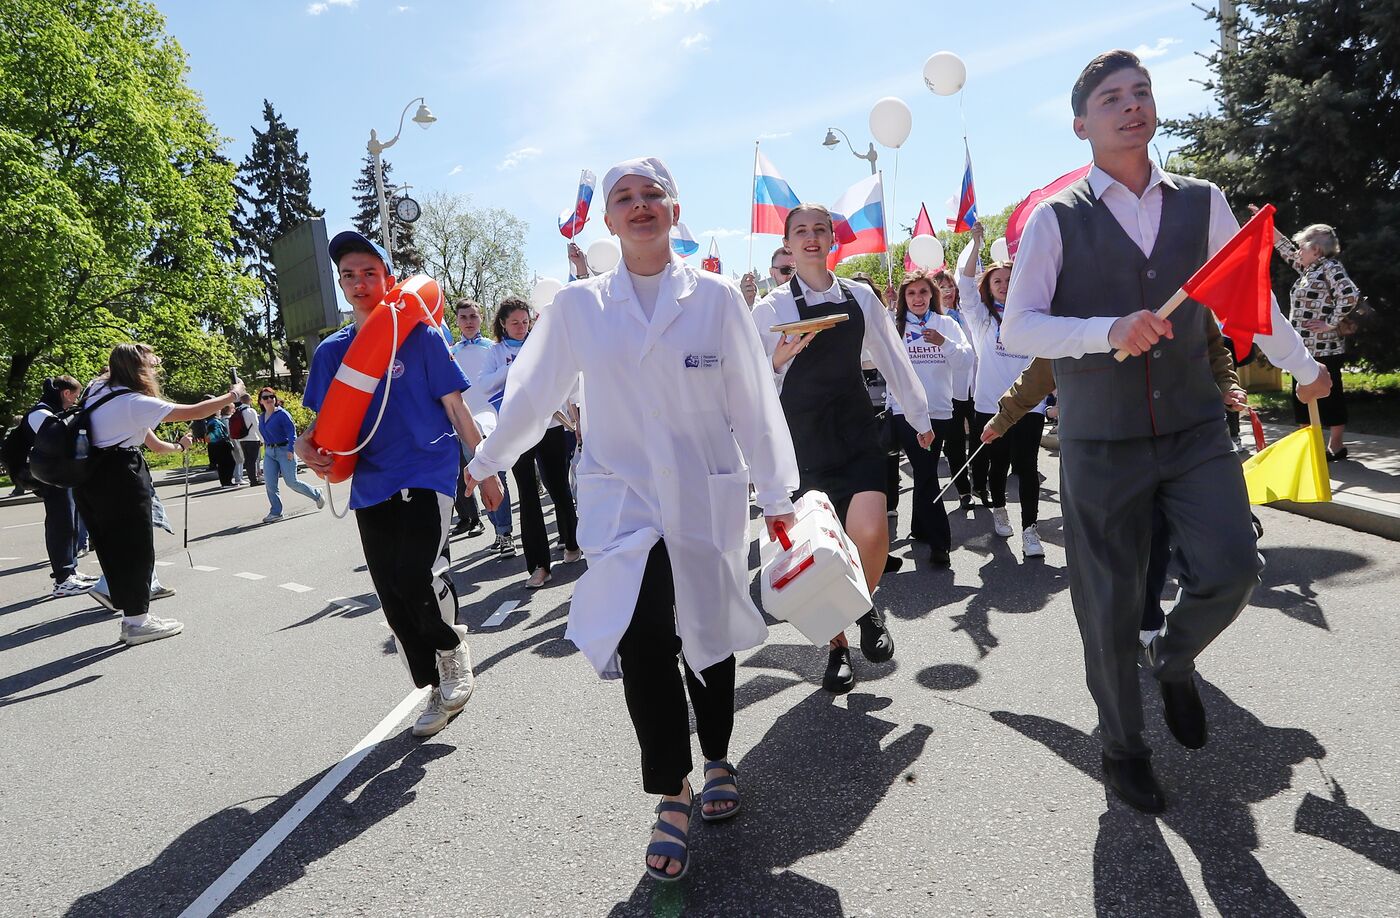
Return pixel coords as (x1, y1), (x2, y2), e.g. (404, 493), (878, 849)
(465, 157), (798, 883)
(749, 204), (933, 695)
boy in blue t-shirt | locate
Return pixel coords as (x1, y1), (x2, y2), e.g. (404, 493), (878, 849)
(299, 231), (503, 738)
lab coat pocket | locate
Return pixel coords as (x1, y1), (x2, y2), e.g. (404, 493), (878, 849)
(575, 472), (625, 553)
(706, 471), (751, 554)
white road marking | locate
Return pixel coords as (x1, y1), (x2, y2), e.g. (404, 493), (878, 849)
(191, 565), (220, 572)
(154, 561), (174, 567)
(0, 556), (19, 561)
(328, 598), (366, 611)
(234, 572), (265, 580)
(481, 600), (520, 628)
(2, 521), (42, 529)
(279, 582), (314, 593)
(177, 687), (429, 918)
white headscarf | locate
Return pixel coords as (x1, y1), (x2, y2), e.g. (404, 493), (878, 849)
(601, 156), (678, 203)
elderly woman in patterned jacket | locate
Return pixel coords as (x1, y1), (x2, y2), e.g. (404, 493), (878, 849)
(1251, 207), (1362, 460)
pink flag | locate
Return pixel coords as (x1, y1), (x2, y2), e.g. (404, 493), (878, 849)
(1005, 164), (1092, 257)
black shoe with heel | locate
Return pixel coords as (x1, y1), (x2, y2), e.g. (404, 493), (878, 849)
(1102, 754), (1166, 813)
(822, 645), (855, 693)
(857, 608), (895, 663)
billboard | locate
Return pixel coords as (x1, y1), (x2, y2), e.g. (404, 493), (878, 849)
(270, 217), (340, 340)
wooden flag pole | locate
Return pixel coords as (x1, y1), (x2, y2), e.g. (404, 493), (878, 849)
(1112, 287), (1191, 362)
(1307, 395), (1322, 430)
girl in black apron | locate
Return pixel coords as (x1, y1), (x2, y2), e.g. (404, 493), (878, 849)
(752, 204), (935, 693)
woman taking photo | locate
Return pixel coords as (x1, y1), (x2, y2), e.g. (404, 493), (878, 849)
(890, 271), (972, 567)
(932, 268), (979, 510)
(957, 222), (1045, 558)
(465, 157), (798, 882)
(477, 298), (581, 589)
(77, 343), (244, 645)
(750, 203), (933, 694)
(257, 387), (324, 523)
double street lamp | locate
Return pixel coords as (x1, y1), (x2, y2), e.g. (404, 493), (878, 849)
(822, 126), (878, 176)
(366, 97), (437, 253)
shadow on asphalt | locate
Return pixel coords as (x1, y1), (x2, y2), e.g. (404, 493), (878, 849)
(278, 591), (381, 632)
(1249, 546), (1371, 632)
(989, 676), (1362, 918)
(63, 732), (455, 917)
(0, 642), (124, 706)
(1294, 782), (1400, 874)
(0, 608), (111, 653)
(607, 688), (932, 917)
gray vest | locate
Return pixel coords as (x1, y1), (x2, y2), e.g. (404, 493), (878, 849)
(1048, 174), (1222, 441)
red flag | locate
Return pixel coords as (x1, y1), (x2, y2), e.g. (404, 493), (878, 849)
(904, 204), (935, 272)
(1005, 164), (1092, 257)
(1182, 204), (1276, 361)
(701, 237), (722, 274)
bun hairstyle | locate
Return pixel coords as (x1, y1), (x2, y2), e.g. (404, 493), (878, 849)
(896, 270), (941, 338)
(783, 203), (835, 240)
(1294, 224), (1341, 257)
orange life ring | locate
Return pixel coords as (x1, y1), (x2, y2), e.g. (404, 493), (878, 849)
(310, 275), (443, 483)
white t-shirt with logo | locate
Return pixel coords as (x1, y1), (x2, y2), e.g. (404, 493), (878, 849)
(85, 380), (174, 448)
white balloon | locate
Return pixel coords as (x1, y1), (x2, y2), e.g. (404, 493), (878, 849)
(923, 51), (967, 96)
(530, 277), (564, 309)
(906, 234), (944, 270)
(586, 237), (622, 274)
(868, 96), (913, 149)
(990, 237), (1010, 263)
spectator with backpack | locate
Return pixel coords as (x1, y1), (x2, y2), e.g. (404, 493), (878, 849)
(71, 342), (243, 646)
(230, 393), (261, 486)
(2, 375), (99, 598)
(207, 404), (237, 487)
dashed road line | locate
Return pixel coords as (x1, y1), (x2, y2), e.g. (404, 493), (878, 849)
(2, 521), (42, 529)
(279, 582), (314, 593)
(481, 600), (520, 628)
(191, 565), (220, 572)
(234, 572), (266, 581)
(154, 561), (174, 567)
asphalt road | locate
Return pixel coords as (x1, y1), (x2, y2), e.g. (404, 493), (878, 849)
(2, 454), (1397, 917)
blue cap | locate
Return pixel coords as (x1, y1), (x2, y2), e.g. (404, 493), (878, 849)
(328, 230), (395, 276)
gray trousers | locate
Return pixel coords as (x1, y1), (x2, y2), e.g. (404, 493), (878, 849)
(1059, 420), (1261, 760)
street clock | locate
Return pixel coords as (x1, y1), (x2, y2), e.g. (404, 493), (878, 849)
(394, 195), (421, 224)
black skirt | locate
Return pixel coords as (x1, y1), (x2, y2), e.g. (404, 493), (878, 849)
(1291, 353), (1347, 426)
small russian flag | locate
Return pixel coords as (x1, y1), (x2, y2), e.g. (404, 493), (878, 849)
(752, 151), (801, 235)
(671, 222), (699, 258)
(559, 169), (596, 239)
(953, 145), (977, 233)
(827, 172), (885, 269)
(702, 238), (722, 273)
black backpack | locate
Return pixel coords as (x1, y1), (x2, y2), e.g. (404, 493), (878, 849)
(1, 404), (45, 488)
(29, 386), (131, 489)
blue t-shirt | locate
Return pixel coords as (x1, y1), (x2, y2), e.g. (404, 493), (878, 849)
(304, 322), (468, 510)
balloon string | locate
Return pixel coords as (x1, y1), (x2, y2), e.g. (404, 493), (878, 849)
(891, 148), (900, 286)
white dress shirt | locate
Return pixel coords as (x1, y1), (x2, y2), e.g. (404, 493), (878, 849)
(1002, 163), (1322, 385)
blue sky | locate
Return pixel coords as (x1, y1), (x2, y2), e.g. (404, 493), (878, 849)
(158, 0), (1220, 284)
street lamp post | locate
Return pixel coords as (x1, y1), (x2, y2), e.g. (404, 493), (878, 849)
(366, 97), (437, 254)
(822, 127), (878, 176)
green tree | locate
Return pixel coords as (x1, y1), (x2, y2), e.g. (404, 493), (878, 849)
(351, 153), (425, 276)
(0, 0), (256, 416)
(1164, 0), (1399, 369)
(415, 191), (529, 315)
(234, 99), (323, 389)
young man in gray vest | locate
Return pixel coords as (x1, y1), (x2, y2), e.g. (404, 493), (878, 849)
(1003, 50), (1330, 813)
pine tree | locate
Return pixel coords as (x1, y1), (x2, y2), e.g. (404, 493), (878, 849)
(233, 99), (323, 388)
(1165, 0), (1399, 370)
(351, 153), (425, 276)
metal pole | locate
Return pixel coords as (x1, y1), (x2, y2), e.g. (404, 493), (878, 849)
(370, 135), (395, 254)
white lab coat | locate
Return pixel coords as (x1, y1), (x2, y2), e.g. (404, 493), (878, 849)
(468, 258), (799, 680)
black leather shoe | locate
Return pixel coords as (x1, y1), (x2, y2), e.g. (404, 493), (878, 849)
(883, 555), (904, 574)
(1160, 677), (1208, 749)
(1102, 754), (1166, 813)
(857, 608), (895, 663)
(822, 645), (855, 693)
(929, 549), (951, 568)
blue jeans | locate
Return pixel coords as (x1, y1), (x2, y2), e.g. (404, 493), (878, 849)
(263, 446), (321, 515)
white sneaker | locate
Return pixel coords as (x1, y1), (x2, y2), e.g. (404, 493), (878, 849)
(121, 616), (183, 645)
(1022, 524), (1045, 558)
(72, 571), (100, 584)
(991, 507), (1014, 538)
(562, 549), (583, 564)
(314, 489), (325, 510)
(262, 512), (283, 524)
(411, 689), (454, 737)
(437, 642), (475, 712)
(51, 575), (94, 598)
(150, 584), (176, 601)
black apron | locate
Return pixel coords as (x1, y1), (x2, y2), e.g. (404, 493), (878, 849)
(778, 278), (886, 507)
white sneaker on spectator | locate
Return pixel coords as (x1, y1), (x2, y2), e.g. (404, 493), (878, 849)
(412, 689), (454, 737)
(51, 575), (94, 598)
(314, 489), (325, 510)
(121, 616), (183, 645)
(437, 642), (475, 712)
(263, 512), (283, 524)
(1022, 524), (1045, 558)
(562, 549), (583, 564)
(991, 507), (1014, 538)
(150, 583), (176, 601)
(72, 571), (100, 584)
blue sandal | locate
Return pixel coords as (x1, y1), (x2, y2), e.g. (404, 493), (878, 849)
(645, 792), (693, 882)
(700, 760), (741, 822)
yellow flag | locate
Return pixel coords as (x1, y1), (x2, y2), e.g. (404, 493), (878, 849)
(1242, 424), (1332, 504)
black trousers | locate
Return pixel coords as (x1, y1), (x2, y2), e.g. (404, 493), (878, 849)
(895, 415), (951, 552)
(619, 541), (736, 795)
(977, 411), (1046, 528)
(966, 408), (992, 496)
(879, 411), (901, 513)
(39, 484), (79, 582)
(945, 397), (977, 498)
(511, 425), (578, 575)
(454, 451), (481, 529)
(355, 489), (461, 688)
(209, 439), (237, 485)
(1292, 352), (1348, 426)
(74, 449), (154, 617)
(239, 441), (262, 484)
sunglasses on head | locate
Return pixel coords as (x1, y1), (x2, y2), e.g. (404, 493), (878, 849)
(775, 266), (795, 276)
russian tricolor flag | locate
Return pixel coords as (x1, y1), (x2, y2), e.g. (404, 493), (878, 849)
(752, 151), (801, 235)
(953, 145), (977, 233)
(702, 238), (722, 273)
(670, 222), (699, 258)
(559, 169), (596, 239)
(827, 172), (886, 269)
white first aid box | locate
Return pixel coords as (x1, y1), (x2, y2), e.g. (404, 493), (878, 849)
(760, 490), (872, 645)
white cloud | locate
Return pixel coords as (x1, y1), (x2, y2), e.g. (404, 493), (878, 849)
(698, 228), (748, 239)
(652, 0), (715, 14)
(1133, 37), (1181, 61)
(396, 4), (413, 11)
(447, 164), (463, 176)
(680, 32), (708, 50)
(498, 146), (543, 170)
(757, 130), (791, 141)
(307, 0), (355, 15)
